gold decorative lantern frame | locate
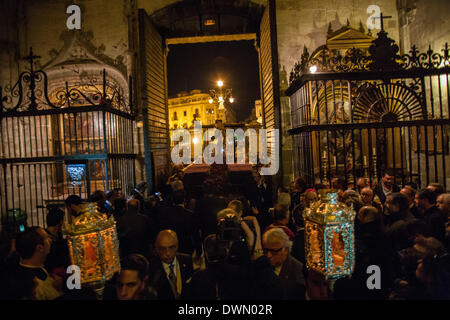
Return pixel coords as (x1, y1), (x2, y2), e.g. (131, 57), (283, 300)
(64, 203), (120, 288)
(303, 191), (356, 279)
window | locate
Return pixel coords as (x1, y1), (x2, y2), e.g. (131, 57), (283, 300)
(173, 111), (178, 120)
(184, 110), (187, 116)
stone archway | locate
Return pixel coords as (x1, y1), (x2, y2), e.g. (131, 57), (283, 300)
(136, 0), (283, 191)
(149, 0), (265, 38)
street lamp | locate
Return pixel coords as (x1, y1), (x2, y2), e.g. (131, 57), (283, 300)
(209, 80), (234, 110)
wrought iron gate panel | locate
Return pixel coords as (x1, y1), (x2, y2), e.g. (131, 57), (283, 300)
(1, 53), (136, 232)
(288, 39), (450, 189)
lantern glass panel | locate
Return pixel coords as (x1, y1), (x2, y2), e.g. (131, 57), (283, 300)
(303, 191), (355, 279)
(64, 203), (120, 287)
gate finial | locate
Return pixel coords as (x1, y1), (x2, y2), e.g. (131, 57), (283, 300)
(24, 47), (41, 72)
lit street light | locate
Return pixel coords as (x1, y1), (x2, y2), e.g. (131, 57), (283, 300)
(209, 80), (234, 110)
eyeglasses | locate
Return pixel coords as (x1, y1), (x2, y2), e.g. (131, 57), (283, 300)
(262, 247), (285, 255)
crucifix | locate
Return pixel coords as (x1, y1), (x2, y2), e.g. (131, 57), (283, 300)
(24, 47), (41, 110)
(372, 12), (392, 32)
(24, 47), (41, 73)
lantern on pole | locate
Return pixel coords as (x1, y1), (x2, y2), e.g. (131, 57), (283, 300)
(63, 202), (120, 294)
(303, 191), (356, 279)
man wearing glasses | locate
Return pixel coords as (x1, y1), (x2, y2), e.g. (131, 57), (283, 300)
(262, 228), (306, 299)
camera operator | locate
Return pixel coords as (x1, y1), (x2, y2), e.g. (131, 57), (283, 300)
(182, 234), (249, 299)
(216, 208), (263, 260)
(183, 208), (270, 300)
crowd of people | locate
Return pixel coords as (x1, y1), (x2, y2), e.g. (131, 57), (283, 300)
(0, 165), (449, 300)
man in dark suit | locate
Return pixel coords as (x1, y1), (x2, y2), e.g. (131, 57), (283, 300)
(195, 181), (227, 240)
(149, 230), (193, 300)
(401, 187), (422, 219)
(373, 169), (400, 205)
(257, 174), (273, 212)
(262, 227), (306, 300)
(155, 190), (199, 255)
(117, 199), (154, 258)
(416, 189), (447, 243)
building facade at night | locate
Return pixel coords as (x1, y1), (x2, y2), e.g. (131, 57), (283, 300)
(168, 90), (236, 130)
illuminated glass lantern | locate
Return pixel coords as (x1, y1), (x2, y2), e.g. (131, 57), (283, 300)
(63, 203), (120, 290)
(303, 191), (356, 279)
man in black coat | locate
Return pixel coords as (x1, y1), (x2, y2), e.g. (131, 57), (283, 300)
(194, 182), (227, 240)
(416, 189), (447, 243)
(373, 169), (400, 205)
(117, 199), (154, 258)
(401, 187), (422, 219)
(155, 190), (199, 255)
(262, 227), (306, 300)
(149, 230), (193, 300)
(183, 234), (282, 300)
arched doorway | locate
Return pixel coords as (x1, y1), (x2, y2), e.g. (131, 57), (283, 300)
(136, 0), (282, 192)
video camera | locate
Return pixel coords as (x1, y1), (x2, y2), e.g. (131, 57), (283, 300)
(217, 214), (246, 243)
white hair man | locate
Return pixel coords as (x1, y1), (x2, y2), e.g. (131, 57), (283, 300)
(277, 192), (291, 209)
(437, 193), (450, 217)
(262, 228), (306, 300)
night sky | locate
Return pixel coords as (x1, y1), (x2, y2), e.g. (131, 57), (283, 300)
(167, 41), (260, 122)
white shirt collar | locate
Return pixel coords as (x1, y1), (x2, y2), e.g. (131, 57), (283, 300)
(381, 181), (391, 196)
(162, 257), (178, 275)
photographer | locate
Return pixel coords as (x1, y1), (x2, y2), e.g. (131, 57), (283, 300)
(216, 208), (263, 260)
(182, 209), (279, 300)
(182, 234), (250, 299)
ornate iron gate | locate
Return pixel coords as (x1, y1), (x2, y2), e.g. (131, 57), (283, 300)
(287, 29), (450, 190)
(0, 50), (136, 230)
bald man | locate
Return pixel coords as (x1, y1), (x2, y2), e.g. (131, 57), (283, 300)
(401, 187), (422, 219)
(437, 193), (450, 217)
(148, 230), (193, 300)
(356, 178), (369, 195)
(360, 187), (383, 216)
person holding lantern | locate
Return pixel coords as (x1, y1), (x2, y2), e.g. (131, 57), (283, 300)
(15, 227), (61, 300)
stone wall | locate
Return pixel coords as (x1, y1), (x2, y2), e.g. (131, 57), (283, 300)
(275, 0), (400, 80)
(398, 0), (450, 53)
(0, 0), (131, 85)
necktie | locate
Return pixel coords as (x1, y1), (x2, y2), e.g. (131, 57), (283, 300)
(168, 263), (179, 299)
